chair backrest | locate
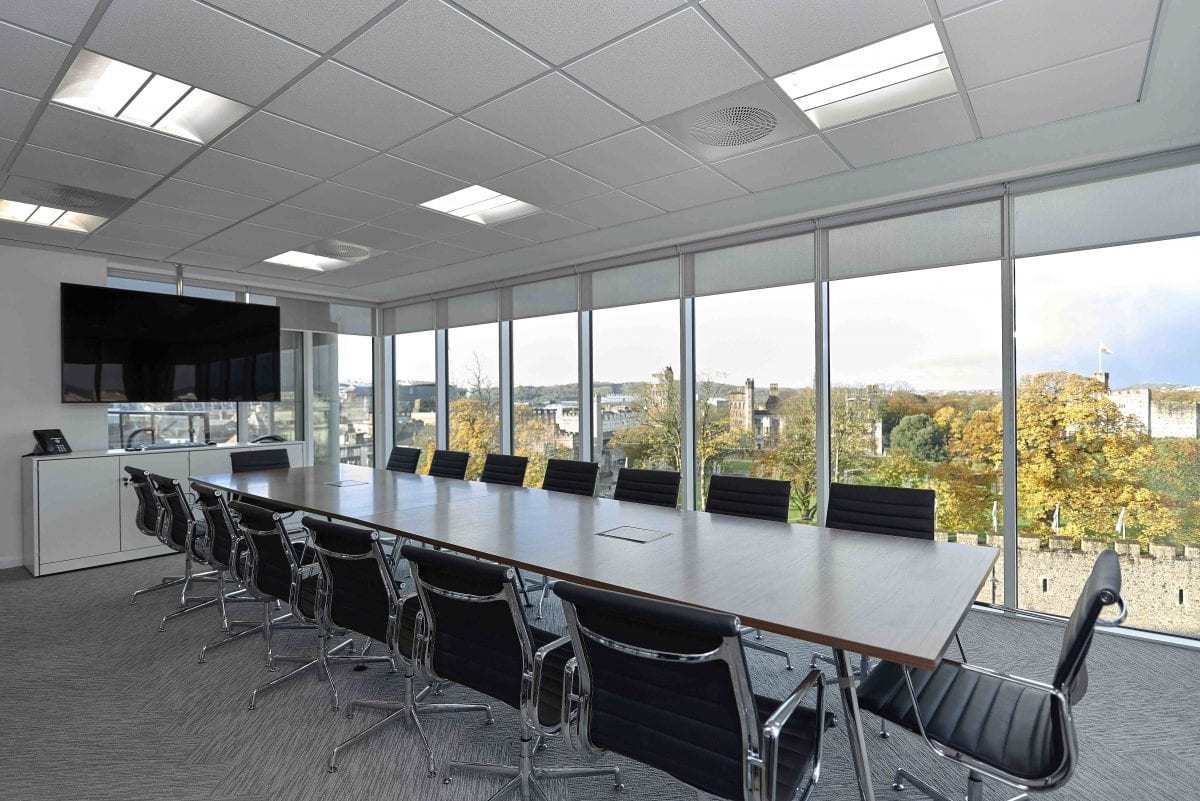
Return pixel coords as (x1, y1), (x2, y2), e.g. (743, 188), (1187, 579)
(428, 449), (470, 479)
(148, 473), (193, 551)
(541, 458), (599, 497)
(231, 500), (298, 603)
(705, 475), (791, 522)
(401, 544), (532, 712)
(826, 482), (936, 540)
(191, 482), (239, 572)
(386, 446), (422, 473)
(231, 448), (291, 473)
(304, 516), (396, 646)
(555, 581), (759, 801)
(480, 453), (529, 486)
(612, 467), (681, 508)
(124, 466), (162, 538)
(1053, 550), (1123, 705)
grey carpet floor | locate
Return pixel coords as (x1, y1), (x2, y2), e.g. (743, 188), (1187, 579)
(0, 555), (1196, 801)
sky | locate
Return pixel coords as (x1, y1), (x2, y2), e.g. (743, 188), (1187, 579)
(362, 236), (1200, 393)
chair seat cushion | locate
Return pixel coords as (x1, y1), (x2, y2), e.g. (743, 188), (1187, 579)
(532, 626), (575, 730)
(753, 693), (832, 801)
(857, 659), (1063, 782)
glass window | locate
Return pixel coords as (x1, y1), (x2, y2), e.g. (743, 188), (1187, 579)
(591, 300), (680, 498)
(108, 401), (239, 449)
(513, 313), (579, 487)
(246, 330), (303, 442)
(394, 330), (437, 474)
(1016, 237), (1200, 637)
(182, 284), (236, 301)
(313, 333), (374, 466)
(695, 284), (815, 518)
(107, 275), (174, 294)
(448, 323), (499, 479)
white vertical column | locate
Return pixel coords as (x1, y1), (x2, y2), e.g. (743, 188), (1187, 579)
(814, 230), (832, 523)
(435, 327), (449, 450)
(680, 254), (697, 510)
(579, 309), (594, 462)
(1001, 189), (1019, 609)
(301, 331), (315, 465)
(376, 317), (393, 468)
(500, 319), (514, 454)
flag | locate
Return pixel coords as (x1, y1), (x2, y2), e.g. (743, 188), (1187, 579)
(1099, 341), (1113, 355)
(1116, 506), (1127, 537)
(1052, 504), (1060, 533)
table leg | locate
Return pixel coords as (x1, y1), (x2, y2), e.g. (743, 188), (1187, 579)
(834, 648), (876, 801)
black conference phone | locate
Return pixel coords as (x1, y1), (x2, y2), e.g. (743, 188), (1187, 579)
(32, 429), (72, 455)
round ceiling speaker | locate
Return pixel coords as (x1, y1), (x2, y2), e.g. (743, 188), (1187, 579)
(311, 242), (371, 260)
(689, 106), (777, 147)
(19, 184), (108, 210)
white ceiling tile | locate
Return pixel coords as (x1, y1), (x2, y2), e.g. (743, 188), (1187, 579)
(0, 218), (87, 247)
(287, 182), (408, 223)
(337, 0), (546, 112)
(566, 9), (760, 120)
(0, 136), (13, 164)
(454, 0), (685, 64)
(339, 224), (426, 252)
(945, 0), (1159, 89)
(29, 105), (198, 174)
(703, 0), (930, 76)
(370, 206), (479, 239)
(468, 73), (637, 155)
(306, 251), (434, 286)
(488, 160), (609, 208)
(246, 204), (357, 237)
(81, 234), (178, 260)
(0, 21), (71, 96)
(206, 0), (394, 51)
(172, 247), (257, 270)
(336, 154), (468, 204)
(141, 178), (273, 218)
(11, 144), (160, 196)
(87, 0), (318, 105)
(933, 0), (989, 14)
(624, 166), (745, 211)
(969, 42), (1149, 138)
(0, 87), (37, 139)
(495, 211), (594, 242)
(403, 240), (481, 267)
(823, 95), (975, 167)
(391, 119), (542, 183)
(711, 135), (845, 191)
(555, 191), (663, 227)
(268, 62), (449, 150)
(192, 222), (315, 259)
(116, 201), (235, 235)
(441, 226), (533, 255)
(558, 127), (699, 187)
(175, 150), (320, 201)
(92, 218), (206, 248)
(0, 0), (99, 42)
(216, 112), (374, 179)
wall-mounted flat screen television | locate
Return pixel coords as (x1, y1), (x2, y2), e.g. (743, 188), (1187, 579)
(61, 283), (281, 403)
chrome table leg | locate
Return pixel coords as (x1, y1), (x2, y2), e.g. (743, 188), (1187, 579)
(834, 648), (876, 801)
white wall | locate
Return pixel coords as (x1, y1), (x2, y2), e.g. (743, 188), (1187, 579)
(0, 243), (109, 568)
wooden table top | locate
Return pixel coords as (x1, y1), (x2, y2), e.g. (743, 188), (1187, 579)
(193, 464), (996, 670)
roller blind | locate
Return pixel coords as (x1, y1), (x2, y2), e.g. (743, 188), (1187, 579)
(1015, 163), (1200, 257)
(330, 303), (374, 336)
(693, 234), (814, 296)
(443, 289), (498, 328)
(383, 300), (436, 335)
(277, 298), (374, 334)
(587, 257), (679, 309)
(828, 201), (1000, 280)
(508, 275), (577, 320)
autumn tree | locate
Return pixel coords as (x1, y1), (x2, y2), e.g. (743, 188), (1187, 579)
(447, 353), (499, 479)
(890, 413), (948, 461)
(514, 406), (573, 487)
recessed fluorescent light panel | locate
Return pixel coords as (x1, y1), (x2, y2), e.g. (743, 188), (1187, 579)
(420, 185), (539, 225)
(265, 251), (353, 272)
(775, 25), (956, 129)
(52, 50), (249, 143)
(0, 199), (106, 232)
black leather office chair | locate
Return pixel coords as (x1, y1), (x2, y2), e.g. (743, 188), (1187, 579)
(127, 466), (191, 605)
(147, 472), (222, 631)
(302, 517), (492, 776)
(428, 449), (470, 480)
(612, 467), (681, 508)
(706, 474), (791, 522)
(541, 458), (599, 496)
(555, 581), (832, 801)
(857, 551), (1125, 801)
(402, 545), (624, 796)
(479, 453), (529, 486)
(386, 445), (422, 474)
(231, 448), (291, 472)
(704, 474), (795, 670)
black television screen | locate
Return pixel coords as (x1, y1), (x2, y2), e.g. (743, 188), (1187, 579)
(61, 283), (281, 403)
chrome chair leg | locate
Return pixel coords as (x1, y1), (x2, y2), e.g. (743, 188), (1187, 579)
(248, 637), (354, 710)
(198, 621), (263, 663)
(744, 637), (793, 670)
(892, 768), (1014, 801)
(129, 575), (186, 604)
(159, 597), (219, 631)
(443, 725), (622, 798)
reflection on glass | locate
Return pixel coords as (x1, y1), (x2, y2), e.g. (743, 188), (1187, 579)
(313, 333), (374, 467)
(107, 402), (239, 449)
(246, 331), (303, 443)
(448, 323), (499, 479)
(394, 330), (437, 474)
(513, 313), (579, 487)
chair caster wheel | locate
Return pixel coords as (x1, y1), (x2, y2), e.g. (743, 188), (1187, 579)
(880, 731), (890, 739)
(485, 717), (496, 725)
(327, 766), (337, 774)
(892, 783), (905, 791)
(247, 705), (256, 711)
(614, 783), (625, 792)
(785, 664), (794, 671)
(426, 770), (436, 778)
(442, 777), (452, 785)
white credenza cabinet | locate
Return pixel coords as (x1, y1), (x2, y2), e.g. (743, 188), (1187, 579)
(22, 441), (306, 576)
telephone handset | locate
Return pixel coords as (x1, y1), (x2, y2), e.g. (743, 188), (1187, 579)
(33, 429), (72, 455)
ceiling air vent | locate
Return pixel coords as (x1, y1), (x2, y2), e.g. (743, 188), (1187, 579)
(311, 241), (371, 261)
(689, 106), (777, 148)
(19, 184), (109, 211)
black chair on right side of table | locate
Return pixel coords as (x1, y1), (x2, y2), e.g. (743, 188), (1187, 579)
(856, 550), (1125, 801)
(555, 580), (833, 801)
(540, 458), (599, 496)
(428, 449), (470, 480)
(612, 467), (680, 508)
(704, 474), (796, 670)
(479, 453), (529, 487)
(386, 446), (422, 474)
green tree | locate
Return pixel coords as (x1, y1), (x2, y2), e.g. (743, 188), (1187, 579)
(890, 413), (948, 461)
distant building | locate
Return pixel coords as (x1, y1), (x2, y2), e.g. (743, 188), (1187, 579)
(1099, 372), (1200, 438)
(727, 378), (782, 446)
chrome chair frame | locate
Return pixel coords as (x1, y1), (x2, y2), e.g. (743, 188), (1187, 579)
(559, 599), (826, 801)
(128, 467), (201, 604)
(406, 557), (623, 798)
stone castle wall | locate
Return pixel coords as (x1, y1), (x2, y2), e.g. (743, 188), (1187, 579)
(1109, 387), (1200, 438)
(936, 531), (1200, 638)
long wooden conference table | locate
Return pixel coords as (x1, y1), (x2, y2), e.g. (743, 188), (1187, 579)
(194, 463), (997, 801)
